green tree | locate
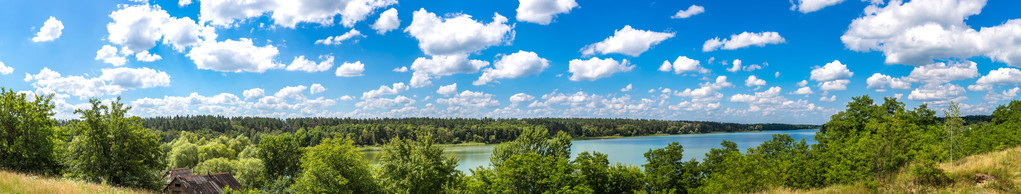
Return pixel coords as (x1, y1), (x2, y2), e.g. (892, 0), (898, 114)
(258, 133), (302, 179)
(167, 140), (200, 169)
(291, 138), (378, 193)
(575, 151), (644, 193)
(0, 89), (61, 175)
(377, 135), (460, 193)
(643, 142), (701, 193)
(64, 98), (163, 189)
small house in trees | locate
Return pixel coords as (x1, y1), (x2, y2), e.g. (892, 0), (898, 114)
(163, 168), (242, 194)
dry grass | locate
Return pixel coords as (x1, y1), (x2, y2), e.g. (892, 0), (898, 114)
(0, 170), (149, 194)
(763, 146), (1021, 193)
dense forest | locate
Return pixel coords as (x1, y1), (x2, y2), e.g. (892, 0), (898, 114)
(3, 87), (1021, 193)
(138, 116), (818, 145)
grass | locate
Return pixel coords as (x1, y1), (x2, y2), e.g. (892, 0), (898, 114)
(764, 146), (1021, 193)
(0, 170), (148, 194)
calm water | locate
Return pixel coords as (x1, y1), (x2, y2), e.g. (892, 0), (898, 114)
(364, 129), (819, 172)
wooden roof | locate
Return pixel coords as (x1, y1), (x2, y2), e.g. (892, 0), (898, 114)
(164, 171), (243, 193)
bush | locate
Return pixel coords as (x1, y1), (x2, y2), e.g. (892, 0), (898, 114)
(909, 160), (951, 187)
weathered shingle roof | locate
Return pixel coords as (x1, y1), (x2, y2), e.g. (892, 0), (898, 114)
(164, 171), (243, 193)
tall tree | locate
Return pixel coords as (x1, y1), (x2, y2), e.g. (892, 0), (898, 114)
(377, 135), (460, 193)
(258, 133), (302, 179)
(291, 138), (379, 193)
(0, 89), (60, 175)
(64, 98), (163, 189)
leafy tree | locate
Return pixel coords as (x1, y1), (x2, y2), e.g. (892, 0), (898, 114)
(643, 142), (701, 193)
(376, 135), (460, 193)
(0, 89), (60, 174)
(493, 152), (591, 193)
(291, 138), (378, 193)
(490, 127), (571, 166)
(167, 140), (200, 169)
(198, 142), (236, 161)
(575, 151), (645, 193)
(258, 133), (302, 179)
(63, 98), (163, 189)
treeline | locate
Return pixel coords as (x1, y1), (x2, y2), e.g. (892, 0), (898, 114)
(5, 85), (1021, 193)
(140, 116), (818, 145)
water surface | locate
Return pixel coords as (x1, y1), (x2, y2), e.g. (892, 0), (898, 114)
(364, 129), (818, 172)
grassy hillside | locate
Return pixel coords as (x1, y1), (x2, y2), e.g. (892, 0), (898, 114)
(765, 146), (1021, 193)
(0, 171), (147, 194)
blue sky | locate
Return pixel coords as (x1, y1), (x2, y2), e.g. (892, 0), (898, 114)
(2, 0), (1021, 124)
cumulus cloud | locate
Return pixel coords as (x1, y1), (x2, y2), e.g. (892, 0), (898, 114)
(509, 93), (535, 107)
(243, 88), (265, 100)
(32, 16), (63, 42)
(356, 95), (415, 110)
(820, 95), (837, 102)
(658, 56), (707, 74)
(286, 55), (334, 72)
(362, 82), (408, 99)
(970, 68), (1021, 91)
(131, 85), (338, 117)
(726, 59), (742, 72)
(315, 29), (365, 45)
(437, 90), (500, 109)
(728, 86), (822, 115)
(410, 54), (490, 87)
(474, 51), (550, 85)
(187, 38), (283, 73)
(842, 0), (1021, 66)
(437, 83), (457, 96)
(671, 5), (705, 19)
(0, 62), (12, 75)
(581, 25), (675, 57)
(745, 75), (766, 87)
(908, 83), (967, 103)
(819, 79), (851, 91)
(790, 0), (845, 13)
(106, 4), (213, 54)
(793, 86), (814, 95)
(810, 60), (853, 81)
(310, 83), (326, 94)
(405, 8), (514, 56)
(984, 87), (1020, 102)
(516, 0), (578, 25)
(372, 8), (400, 34)
(568, 57), (634, 81)
(95, 45), (127, 66)
(703, 31), (785, 52)
(867, 61), (978, 92)
(392, 66), (408, 72)
(134, 51), (163, 62)
(675, 76), (733, 102)
(621, 84), (633, 92)
(335, 61), (365, 77)
(25, 67), (170, 98)
(866, 73), (911, 92)
(198, 0), (397, 28)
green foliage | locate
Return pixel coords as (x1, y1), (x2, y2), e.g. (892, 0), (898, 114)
(291, 138), (378, 193)
(575, 151), (644, 194)
(643, 142), (701, 193)
(63, 98), (163, 189)
(0, 88), (61, 175)
(490, 127), (572, 166)
(198, 142), (236, 161)
(909, 160), (951, 187)
(166, 139), (199, 169)
(257, 133), (302, 179)
(376, 135), (460, 193)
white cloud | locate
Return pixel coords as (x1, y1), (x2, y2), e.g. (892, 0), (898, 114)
(32, 16), (63, 42)
(106, 4), (213, 55)
(581, 25), (675, 57)
(179, 0), (192, 7)
(25, 67), (170, 98)
(745, 75), (766, 87)
(0, 62), (12, 75)
(437, 90), (500, 109)
(791, 0), (845, 13)
(474, 50), (550, 85)
(392, 66), (408, 72)
(671, 5), (705, 19)
(437, 83), (457, 96)
(95, 45), (127, 66)
(340, 95), (355, 101)
(568, 57), (634, 81)
(842, 0), (1021, 66)
(198, 0), (397, 28)
(797, 80), (808, 87)
(703, 31), (785, 52)
(819, 79), (851, 91)
(810, 60), (853, 81)
(908, 83), (967, 103)
(335, 61), (366, 77)
(410, 54), (490, 87)
(372, 8), (400, 34)
(187, 38), (283, 73)
(135, 51), (163, 62)
(509, 93), (535, 107)
(793, 86), (814, 95)
(970, 68), (1021, 91)
(363, 82), (408, 99)
(820, 95), (837, 102)
(516, 0), (578, 25)
(243, 88), (265, 99)
(621, 84), (633, 92)
(356, 95), (415, 110)
(728, 86), (822, 115)
(675, 76), (733, 102)
(310, 84), (326, 94)
(314, 29), (365, 45)
(405, 8), (514, 56)
(866, 73), (911, 92)
(904, 61), (979, 83)
(658, 56), (707, 74)
(984, 87), (1020, 102)
(286, 55), (334, 72)
(726, 59), (742, 72)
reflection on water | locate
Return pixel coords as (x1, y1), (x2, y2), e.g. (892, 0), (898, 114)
(363, 129), (819, 172)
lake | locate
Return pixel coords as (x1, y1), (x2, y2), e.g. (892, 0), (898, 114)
(363, 129), (819, 172)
